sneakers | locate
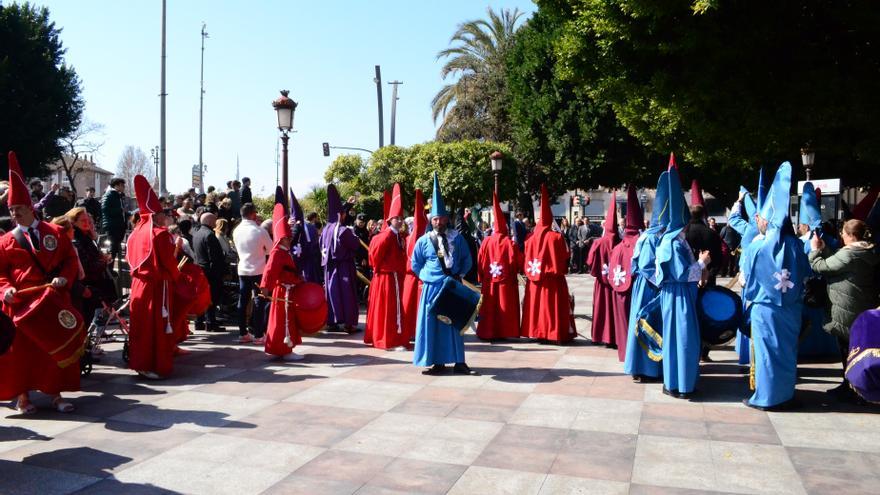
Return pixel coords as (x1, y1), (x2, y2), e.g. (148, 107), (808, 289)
(282, 351), (305, 361)
(253, 336), (266, 345)
(237, 333), (255, 344)
(137, 370), (163, 380)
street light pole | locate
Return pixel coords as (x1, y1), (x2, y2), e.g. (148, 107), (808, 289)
(272, 90), (297, 204)
(159, 0), (167, 196)
(388, 80), (403, 145)
(198, 22), (208, 194)
(801, 146), (815, 181)
(374, 66), (384, 149)
(490, 151), (504, 194)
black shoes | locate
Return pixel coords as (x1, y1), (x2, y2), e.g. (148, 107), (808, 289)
(422, 364), (447, 375)
(453, 363), (480, 376)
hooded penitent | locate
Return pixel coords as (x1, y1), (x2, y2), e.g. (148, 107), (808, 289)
(430, 172), (447, 219)
(271, 187), (292, 248)
(624, 171), (669, 376)
(365, 182), (409, 349)
(608, 185), (643, 361)
(401, 188), (428, 340)
(382, 189), (392, 230)
(846, 309), (880, 403)
(290, 188), (320, 283)
(320, 182), (360, 327)
(799, 182), (822, 231)
(851, 185), (879, 222)
(520, 184), (574, 343)
(476, 190), (523, 340)
(690, 179), (705, 208)
(741, 161), (810, 408)
(6, 151), (32, 208)
(586, 189), (620, 345)
(261, 187), (302, 353)
(127, 175), (164, 272)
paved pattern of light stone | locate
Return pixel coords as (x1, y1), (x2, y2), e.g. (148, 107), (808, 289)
(1, 274), (878, 494)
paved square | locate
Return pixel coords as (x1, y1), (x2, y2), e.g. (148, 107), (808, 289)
(1, 274), (878, 494)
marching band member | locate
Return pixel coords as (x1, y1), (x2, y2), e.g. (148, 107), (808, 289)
(401, 189), (428, 341)
(412, 173), (476, 375)
(476, 190), (522, 341)
(365, 183), (409, 350)
(587, 190), (620, 347)
(261, 189), (304, 361)
(0, 151), (82, 413)
(608, 184), (643, 361)
(520, 184), (574, 344)
(126, 175), (181, 380)
(289, 189), (321, 283)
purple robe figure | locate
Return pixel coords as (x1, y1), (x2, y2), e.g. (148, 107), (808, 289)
(846, 309), (880, 404)
(320, 184), (360, 331)
(289, 189), (321, 283)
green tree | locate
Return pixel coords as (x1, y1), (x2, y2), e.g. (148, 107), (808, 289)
(0, 3), (83, 177)
(506, 9), (661, 199)
(323, 154), (366, 187)
(541, 0), (880, 190)
(432, 7), (525, 142)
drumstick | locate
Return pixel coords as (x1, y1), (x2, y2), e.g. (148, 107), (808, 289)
(360, 239), (371, 252)
(356, 270), (371, 287)
(460, 278), (480, 294)
(16, 283), (52, 296)
(178, 258), (188, 270)
(258, 293), (292, 304)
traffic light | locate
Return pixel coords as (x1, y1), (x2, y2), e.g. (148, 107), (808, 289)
(573, 195), (580, 207)
(322, 142), (330, 157)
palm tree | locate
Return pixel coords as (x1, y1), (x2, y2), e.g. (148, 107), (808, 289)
(432, 7), (525, 142)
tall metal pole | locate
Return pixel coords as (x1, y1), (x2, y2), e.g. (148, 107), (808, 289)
(198, 22), (208, 194)
(159, 0), (167, 195)
(281, 133), (289, 198)
(374, 65), (384, 149)
(388, 80), (402, 145)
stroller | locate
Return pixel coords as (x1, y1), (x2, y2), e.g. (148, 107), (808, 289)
(80, 296), (131, 376)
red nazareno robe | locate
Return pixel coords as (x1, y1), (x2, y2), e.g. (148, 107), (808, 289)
(587, 232), (619, 346)
(127, 222), (180, 377)
(401, 232), (421, 342)
(476, 232), (523, 340)
(520, 227), (574, 343)
(0, 222), (81, 399)
(261, 246), (302, 356)
(608, 234), (637, 361)
(365, 228), (408, 349)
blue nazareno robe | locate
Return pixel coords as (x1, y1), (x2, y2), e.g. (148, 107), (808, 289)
(655, 231), (703, 394)
(624, 231), (663, 378)
(797, 233), (838, 358)
(411, 229), (473, 367)
(741, 226), (809, 407)
(728, 198), (758, 365)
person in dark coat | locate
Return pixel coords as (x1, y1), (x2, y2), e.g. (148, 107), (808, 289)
(101, 178), (127, 260)
(192, 213), (225, 331)
(76, 187), (102, 226)
(456, 207), (480, 284)
(719, 222), (742, 277)
(684, 205), (723, 285)
(240, 177), (253, 205)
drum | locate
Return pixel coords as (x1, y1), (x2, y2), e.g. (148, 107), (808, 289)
(426, 277), (482, 335)
(635, 294), (663, 362)
(176, 263), (211, 316)
(14, 287), (85, 368)
(697, 286), (743, 345)
(293, 282), (327, 334)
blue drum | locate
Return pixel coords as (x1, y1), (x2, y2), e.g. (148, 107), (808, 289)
(697, 286), (743, 345)
(427, 277), (482, 335)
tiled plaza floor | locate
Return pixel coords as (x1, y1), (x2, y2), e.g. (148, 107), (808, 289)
(1, 274), (878, 494)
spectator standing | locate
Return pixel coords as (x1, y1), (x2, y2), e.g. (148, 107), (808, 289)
(513, 210), (527, 253)
(232, 203), (273, 343)
(29, 180), (45, 204)
(214, 218), (237, 263)
(36, 184), (74, 220)
(76, 187), (102, 225)
(228, 180), (242, 219)
(719, 221), (742, 276)
(240, 177), (252, 205)
(192, 213), (226, 331)
(101, 178), (127, 261)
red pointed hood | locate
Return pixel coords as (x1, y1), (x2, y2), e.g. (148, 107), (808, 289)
(272, 202), (292, 248)
(690, 179), (705, 207)
(852, 185), (880, 221)
(134, 175), (162, 217)
(412, 188), (427, 237)
(6, 151), (32, 208)
(667, 152), (678, 171)
(492, 190), (508, 236)
(624, 184), (642, 235)
(388, 183), (403, 220)
(603, 190), (618, 235)
(539, 184), (553, 228)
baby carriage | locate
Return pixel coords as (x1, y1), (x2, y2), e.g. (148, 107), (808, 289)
(80, 296), (131, 376)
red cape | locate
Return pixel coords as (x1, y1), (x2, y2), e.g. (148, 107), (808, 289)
(608, 234), (638, 360)
(476, 232), (522, 340)
(587, 232), (619, 345)
(261, 246), (302, 356)
(365, 228), (408, 349)
(520, 226), (575, 343)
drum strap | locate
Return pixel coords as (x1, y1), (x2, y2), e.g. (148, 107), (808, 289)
(13, 228), (57, 283)
(428, 233), (454, 278)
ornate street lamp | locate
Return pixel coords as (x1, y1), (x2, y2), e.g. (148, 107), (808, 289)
(801, 146), (815, 181)
(490, 150), (504, 193)
(272, 90), (298, 197)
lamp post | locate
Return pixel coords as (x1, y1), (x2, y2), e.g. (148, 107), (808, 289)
(490, 151), (503, 194)
(272, 90), (297, 199)
(801, 146), (815, 181)
(150, 146), (160, 188)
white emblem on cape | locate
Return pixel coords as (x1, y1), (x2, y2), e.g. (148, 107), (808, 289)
(612, 265), (626, 286)
(527, 259), (541, 276)
(773, 269), (794, 293)
(292, 244), (302, 257)
(601, 263), (609, 276)
(43, 234), (58, 251)
(489, 261), (503, 278)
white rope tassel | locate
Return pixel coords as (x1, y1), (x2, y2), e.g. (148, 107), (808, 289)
(394, 272), (402, 334)
(283, 284), (293, 347)
(163, 281), (172, 334)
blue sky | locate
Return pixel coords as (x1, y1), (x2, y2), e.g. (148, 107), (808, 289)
(33, 0), (537, 197)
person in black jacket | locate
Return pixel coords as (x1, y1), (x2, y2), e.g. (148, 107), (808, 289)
(240, 177), (253, 205)
(101, 178), (127, 260)
(76, 187), (102, 226)
(192, 212), (225, 331)
(684, 204), (723, 361)
(455, 207), (480, 284)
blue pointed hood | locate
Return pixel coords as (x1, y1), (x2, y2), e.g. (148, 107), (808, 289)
(799, 182), (821, 230)
(759, 162), (792, 229)
(647, 171), (670, 234)
(327, 184), (342, 220)
(740, 186), (757, 221)
(666, 166), (688, 233)
(756, 167), (769, 212)
(429, 172), (447, 218)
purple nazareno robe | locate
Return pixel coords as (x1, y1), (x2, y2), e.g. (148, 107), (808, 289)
(846, 309), (880, 404)
(293, 222), (321, 283)
(320, 221), (360, 327)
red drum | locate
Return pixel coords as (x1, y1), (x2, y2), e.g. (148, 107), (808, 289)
(14, 287), (85, 368)
(292, 282), (327, 334)
(176, 263), (211, 316)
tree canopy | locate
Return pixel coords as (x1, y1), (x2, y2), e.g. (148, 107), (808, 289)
(0, 3), (83, 178)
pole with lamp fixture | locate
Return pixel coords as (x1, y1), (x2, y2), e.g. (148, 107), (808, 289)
(490, 151), (503, 194)
(272, 90), (297, 203)
(801, 146), (815, 181)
